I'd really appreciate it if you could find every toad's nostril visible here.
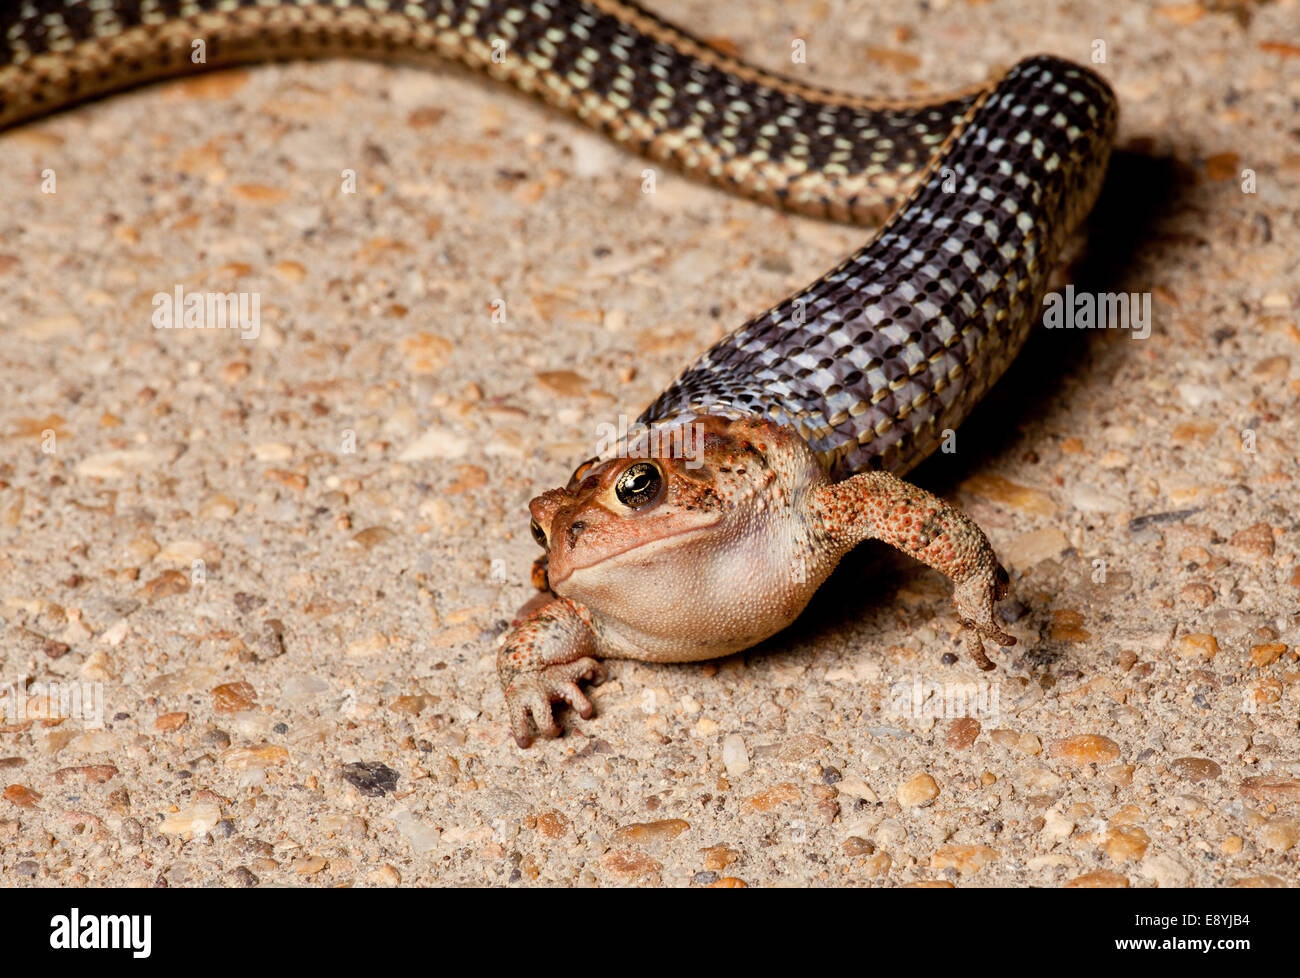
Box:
[565,520,587,549]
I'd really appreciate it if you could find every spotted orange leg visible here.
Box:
[809,471,1016,670]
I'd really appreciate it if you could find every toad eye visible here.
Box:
[530,518,548,549]
[615,461,662,508]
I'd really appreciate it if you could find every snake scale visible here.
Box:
[2,1,1119,744]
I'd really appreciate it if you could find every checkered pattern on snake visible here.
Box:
[1,0,1117,480]
[644,56,1116,477]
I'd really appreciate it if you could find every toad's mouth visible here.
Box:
[546,516,724,586]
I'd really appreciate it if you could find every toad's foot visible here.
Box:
[499,596,606,747]
[504,658,607,748]
[952,561,1015,670]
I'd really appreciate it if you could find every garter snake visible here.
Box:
[1,0,1117,479]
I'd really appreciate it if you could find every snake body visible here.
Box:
[2,0,1117,479]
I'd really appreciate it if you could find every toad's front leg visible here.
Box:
[498,596,606,747]
[809,471,1016,670]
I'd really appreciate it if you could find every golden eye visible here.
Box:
[530,518,548,549]
[615,462,662,508]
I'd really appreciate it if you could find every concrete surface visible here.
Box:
[1,0,1298,887]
